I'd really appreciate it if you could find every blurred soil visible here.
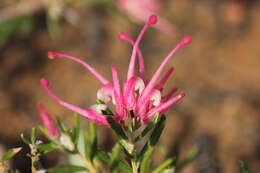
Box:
[0,0,260,172]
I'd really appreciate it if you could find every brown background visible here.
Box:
[0,0,260,172]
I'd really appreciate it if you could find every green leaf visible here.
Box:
[85,122,97,161]
[48,165,87,173]
[176,145,200,172]
[57,117,69,133]
[107,117,134,154]
[72,113,80,144]
[152,158,176,173]
[159,142,170,158]
[37,143,59,155]
[110,144,121,173]
[141,146,154,173]
[240,161,250,173]
[30,127,37,144]
[0,16,34,46]
[139,115,166,160]
[39,126,58,144]
[1,147,22,162]
[21,133,31,145]
[135,113,159,142]
[97,150,131,172]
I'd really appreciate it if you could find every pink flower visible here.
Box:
[38,104,59,137]
[40,15,191,126]
[117,0,177,33]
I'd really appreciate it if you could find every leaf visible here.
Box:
[107,117,134,154]
[109,144,121,173]
[39,126,58,144]
[30,127,37,144]
[21,133,31,145]
[139,115,166,160]
[159,142,170,158]
[135,113,159,142]
[57,117,69,133]
[72,113,80,144]
[1,147,22,162]
[97,150,131,172]
[152,158,176,173]
[176,145,200,172]
[37,143,59,155]
[85,122,97,161]
[0,16,34,46]
[48,165,87,173]
[240,161,250,173]
[140,146,154,173]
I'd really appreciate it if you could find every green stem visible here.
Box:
[75,153,98,173]
[131,159,139,173]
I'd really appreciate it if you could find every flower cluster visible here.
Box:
[39,15,191,131]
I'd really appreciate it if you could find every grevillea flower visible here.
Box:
[40,15,191,127]
[117,0,176,33]
[38,104,59,137]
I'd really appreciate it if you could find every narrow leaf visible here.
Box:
[21,133,31,145]
[85,122,97,161]
[139,115,166,160]
[107,117,134,154]
[30,127,37,144]
[48,165,87,173]
[37,143,59,155]
[176,145,200,172]
[152,158,176,173]
[141,146,154,173]
[2,147,22,162]
[97,150,131,172]
[135,113,159,142]
[110,144,121,172]
[57,117,69,133]
[72,113,80,144]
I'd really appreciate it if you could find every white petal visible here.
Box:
[150,89,161,106]
[90,104,108,114]
[134,78,145,94]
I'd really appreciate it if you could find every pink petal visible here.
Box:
[38,104,59,137]
[111,65,127,119]
[124,76,144,110]
[143,92,185,122]
[97,83,114,103]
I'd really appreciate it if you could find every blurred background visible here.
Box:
[0,0,260,172]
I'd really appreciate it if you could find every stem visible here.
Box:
[75,153,97,173]
[131,159,139,173]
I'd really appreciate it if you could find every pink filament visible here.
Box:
[127,15,157,80]
[40,78,108,125]
[155,67,174,91]
[137,36,191,107]
[48,52,109,85]
[161,87,178,102]
[119,32,146,83]
[111,65,126,119]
